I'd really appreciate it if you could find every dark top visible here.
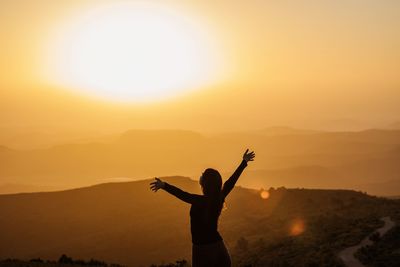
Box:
[163,160,248,245]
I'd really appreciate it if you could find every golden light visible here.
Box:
[43,2,224,102]
[289,218,305,236]
[260,190,270,199]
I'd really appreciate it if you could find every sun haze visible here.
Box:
[0,0,399,131]
[42,2,225,102]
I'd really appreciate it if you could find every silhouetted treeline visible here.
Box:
[149,259,189,267]
[0,254,124,267]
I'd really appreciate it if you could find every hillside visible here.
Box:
[0,178,399,267]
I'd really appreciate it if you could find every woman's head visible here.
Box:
[199,168,222,196]
[200,168,224,218]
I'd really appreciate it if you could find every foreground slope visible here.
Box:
[0,178,399,266]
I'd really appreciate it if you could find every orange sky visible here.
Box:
[1,0,400,136]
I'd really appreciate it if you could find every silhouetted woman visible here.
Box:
[150,149,255,267]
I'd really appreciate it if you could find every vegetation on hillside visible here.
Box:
[1,180,399,267]
[355,209,400,267]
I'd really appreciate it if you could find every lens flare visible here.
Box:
[289,218,305,236]
[260,190,270,199]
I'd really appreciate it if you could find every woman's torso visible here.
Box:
[189,198,223,245]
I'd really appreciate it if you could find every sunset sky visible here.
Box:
[1,3,400,265]
[1,0,399,137]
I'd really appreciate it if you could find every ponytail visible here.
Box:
[201,168,224,221]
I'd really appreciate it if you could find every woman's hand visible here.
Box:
[150,177,165,192]
[243,149,255,162]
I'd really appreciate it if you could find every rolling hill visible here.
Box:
[0,178,399,266]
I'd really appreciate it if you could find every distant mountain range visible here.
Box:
[252,126,322,136]
[0,183,61,195]
[0,128,399,196]
[386,121,400,130]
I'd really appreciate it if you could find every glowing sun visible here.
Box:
[43,3,223,102]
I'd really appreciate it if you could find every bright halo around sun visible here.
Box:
[43,3,224,102]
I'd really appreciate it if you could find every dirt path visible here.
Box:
[338,217,396,267]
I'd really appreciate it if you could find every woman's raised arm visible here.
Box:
[222,149,255,197]
[150,178,204,205]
